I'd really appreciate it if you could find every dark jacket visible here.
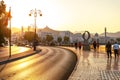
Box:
[106,42,112,51]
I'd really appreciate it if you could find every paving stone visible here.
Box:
[68,49,120,80]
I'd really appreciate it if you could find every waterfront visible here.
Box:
[91,45,120,55]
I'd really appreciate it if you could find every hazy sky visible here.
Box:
[4,0,120,33]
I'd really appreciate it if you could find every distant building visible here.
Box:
[37,26,83,44]
[59,31,73,43]
[11,26,119,46]
[37,26,59,42]
[72,33,83,43]
[92,32,116,44]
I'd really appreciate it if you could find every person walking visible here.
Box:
[96,42,99,52]
[78,42,82,50]
[93,41,97,51]
[74,42,78,50]
[105,41,112,58]
[113,42,119,59]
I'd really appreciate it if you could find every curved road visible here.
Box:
[0,46,77,80]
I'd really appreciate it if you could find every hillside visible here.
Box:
[100,32,120,38]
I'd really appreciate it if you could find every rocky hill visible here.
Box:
[100,31,120,38]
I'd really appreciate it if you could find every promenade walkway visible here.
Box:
[65,47,120,80]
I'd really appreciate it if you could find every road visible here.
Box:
[0,46,77,80]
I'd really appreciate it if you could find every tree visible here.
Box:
[116,38,120,44]
[0,1,10,46]
[57,36,62,45]
[64,36,69,44]
[46,35,53,45]
[24,31,39,43]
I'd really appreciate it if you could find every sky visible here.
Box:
[3,0,120,33]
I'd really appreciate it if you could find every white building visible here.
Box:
[72,33,83,43]
[92,33,116,44]
[37,26,59,42]
[59,31,73,43]
[37,26,83,44]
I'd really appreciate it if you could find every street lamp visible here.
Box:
[29,8,42,51]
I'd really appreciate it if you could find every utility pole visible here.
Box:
[8,7,12,57]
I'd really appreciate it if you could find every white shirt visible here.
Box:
[113,43,119,50]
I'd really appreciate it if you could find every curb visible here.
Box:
[57,46,78,80]
[0,49,41,65]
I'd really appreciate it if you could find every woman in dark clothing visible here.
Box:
[106,41,112,58]
[93,41,97,51]
[74,42,78,50]
[96,42,99,52]
[78,42,82,50]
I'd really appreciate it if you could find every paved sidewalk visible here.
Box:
[0,46,41,64]
[64,47,120,80]
[0,46,31,57]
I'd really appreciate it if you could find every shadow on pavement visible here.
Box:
[0,50,41,65]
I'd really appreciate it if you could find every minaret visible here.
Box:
[105,27,107,44]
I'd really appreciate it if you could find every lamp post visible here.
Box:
[8,7,12,57]
[29,8,42,51]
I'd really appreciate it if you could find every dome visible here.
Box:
[95,33,99,37]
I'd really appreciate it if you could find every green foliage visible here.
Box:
[116,38,120,44]
[0,0,6,15]
[116,38,120,41]
[57,36,62,43]
[46,35,53,42]
[0,1,10,46]
[24,31,38,43]
[64,36,69,43]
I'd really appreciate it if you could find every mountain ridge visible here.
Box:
[100,31,120,38]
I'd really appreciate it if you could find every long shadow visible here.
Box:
[0,50,41,65]
[113,58,119,70]
[106,58,112,70]
[0,56,10,73]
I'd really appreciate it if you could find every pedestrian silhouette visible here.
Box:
[105,41,112,58]
[93,41,97,52]
[113,42,119,59]
[96,42,99,52]
[74,42,78,50]
[78,42,82,50]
